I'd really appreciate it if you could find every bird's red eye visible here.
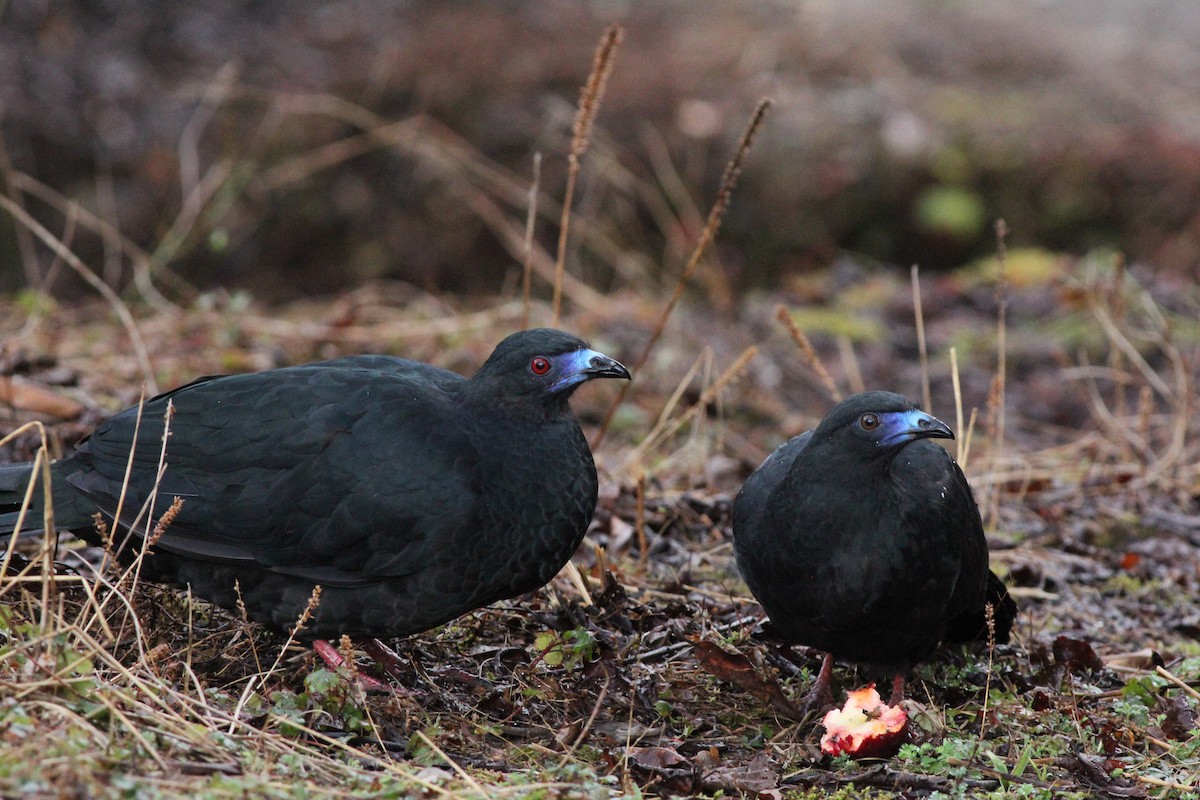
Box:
[529,356,552,376]
[860,413,880,430]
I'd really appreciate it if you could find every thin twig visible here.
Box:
[561,676,611,761]
[1155,666,1200,702]
[837,335,865,395]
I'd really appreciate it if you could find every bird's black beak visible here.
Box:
[549,349,631,393]
[880,409,953,447]
[582,352,631,381]
[910,412,954,440]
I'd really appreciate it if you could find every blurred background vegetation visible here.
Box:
[3,0,1199,303]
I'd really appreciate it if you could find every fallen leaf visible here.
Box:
[693,640,802,720]
[0,376,83,419]
[1158,694,1198,740]
[1052,635,1104,673]
[628,745,689,770]
[627,745,696,794]
[699,750,778,795]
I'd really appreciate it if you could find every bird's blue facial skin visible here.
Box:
[547,348,629,393]
[873,409,954,447]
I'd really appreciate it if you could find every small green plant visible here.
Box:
[532,626,598,670]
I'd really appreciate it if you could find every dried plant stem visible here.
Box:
[635,470,648,563]
[837,335,865,395]
[912,265,931,413]
[1108,257,1129,431]
[105,387,146,567]
[1086,296,1176,401]
[256,585,324,693]
[593,98,772,449]
[951,347,965,466]
[984,220,1009,527]
[1155,666,1200,702]
[563,560,593,607]
[561,675,611,761]
[552,23,624,325]
[994,219,1008,455]
[0,135,41,286]
[774,304,841,402]
[0,421,50,588]
[8,171,193,310]
[623,346,758,468]
[962,408,979,478]
[459,179,608,313]
[522,152,542,329]
[415,729,487,796]
[979,603,997,738]
[0,195,158,392]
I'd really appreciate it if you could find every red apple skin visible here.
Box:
[820,684,909,759]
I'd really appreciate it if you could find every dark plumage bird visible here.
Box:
[0,328,629,643]
[733,391,1015,710]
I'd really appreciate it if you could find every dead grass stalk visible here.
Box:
[911,265,932,413]
[774,304,841,402]
[522,152,543,329]
[0,195,158,392]
[551,23,624,326]
[592,98,772,450]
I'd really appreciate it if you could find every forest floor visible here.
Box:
[1,255,1198,798]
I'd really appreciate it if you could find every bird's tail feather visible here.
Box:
[0,461,94,536]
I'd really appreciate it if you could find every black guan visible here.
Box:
[0,329,629,643]
[733,391,1016,710]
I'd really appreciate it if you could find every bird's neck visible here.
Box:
[462,386,574,425]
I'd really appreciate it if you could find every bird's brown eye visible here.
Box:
[529,356,552,376]
[860,413,880,430]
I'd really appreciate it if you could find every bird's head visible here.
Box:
[469,328,630,411]
[811,391,953,458]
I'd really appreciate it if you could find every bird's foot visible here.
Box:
[361,638,413,684]
[795,652,837,725]
[311,638,391,692]
[887,673,906,706]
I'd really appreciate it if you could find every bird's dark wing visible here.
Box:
[66,357,479,587]
[732,430,812,535]
[889,443,990,623]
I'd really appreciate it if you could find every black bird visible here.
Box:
[0,328,629,647]
[733,391,1015,711]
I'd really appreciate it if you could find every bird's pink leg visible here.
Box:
[311,639,390,692]
[362,638,410,680]
[800,652,836,716]
[888,672,906,706]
